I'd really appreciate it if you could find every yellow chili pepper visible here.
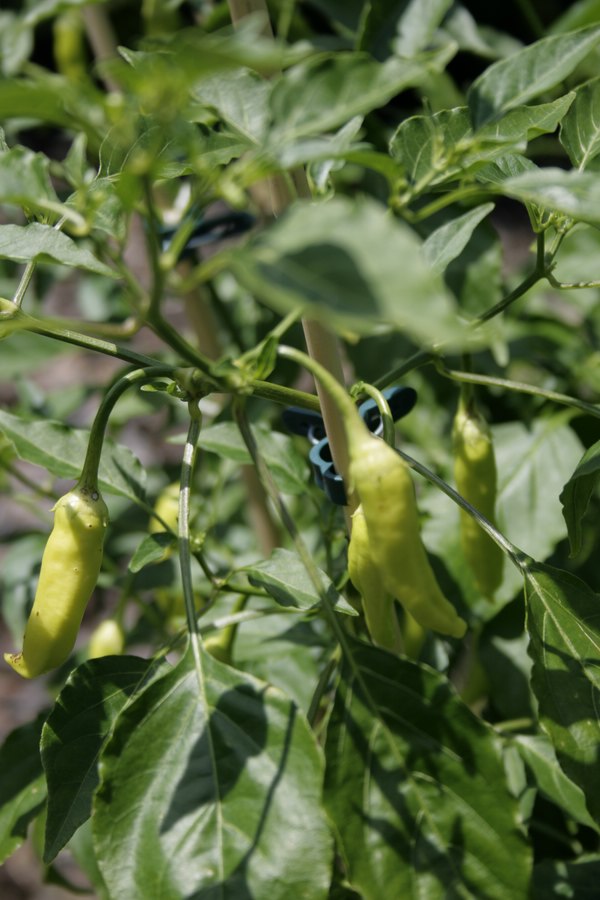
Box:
[4,486,108,678]
[453,398,503,598]
[348,427,467,639]
[88,619,125,660]
[348,504,403,653]
[149,481,180,536]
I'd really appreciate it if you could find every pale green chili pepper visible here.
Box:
[5,485,108,678]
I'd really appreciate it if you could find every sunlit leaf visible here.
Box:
[524,562,600,823]
[93,644,333,898]
[468,25,600,126]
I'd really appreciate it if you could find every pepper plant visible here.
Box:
[1,1,600,897]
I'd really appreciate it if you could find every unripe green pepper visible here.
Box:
[53,11,88,83]
[4,486,108,678]
[149,481,180,536]
[348,505,403,653]
[452,398,503,598]
[348,428,466,639]
[88,619,125,659]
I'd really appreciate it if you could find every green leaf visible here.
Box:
[550,0,600,34]
[233,614,329,713]
[41,657,169,863]
[269,46,455,141]
[442,5,523,60]
[22,0,105,27]
[390,107,471,185]
[0,713,47,864]
[559,76,600,169]
[229,196,462,345]
[468,25,600,127]
[499,167,600,225]
[0,12,33,76]
[359,0,453,58]
[495,415,584,569]
[197,421,308,495]
[0,76,104,143]
[477,93,575,142]
[560,439,600,556]
[0,409,146,502]
[422,203,495,273]
[0,330,76,378]
[532,855,600,898]
[0,146,58,213]
[93,644,334,898]
[0,223,116,276]
[512,733,598,830]
[129,533,176,573]
[68,820,110,900]
[390,97,571,190]
[475,152,538,185]
[393,0,454,57]
[524,562,600,823]
[245,548,357,614]
[324,641,532,899]
[194,68,270,144]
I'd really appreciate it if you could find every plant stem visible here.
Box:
[278,344,360,426]
[79,365,175,490]
[436,363,600,420]
[395,445,527,571]
[476,269,542,324]
[373,349,433,390]
[251,380,321,411]
[178,404,205,686]
[13,261,36,309]
[307,648,341,729]
[352,381,395,446]
[6,303,159,367]
[2,460,58,501]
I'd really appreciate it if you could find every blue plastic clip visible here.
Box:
[160,210,255,260]
[284,385,417,506]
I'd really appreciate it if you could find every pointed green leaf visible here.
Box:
[93,644,333,898]
[359,0,452,58]
[524,562,600,823]
[390,107,471,185]
[129,533,176,572]
[423,203,495,273]
[269,47,455,141]
[512,733,598,830]
[495,415,584,567]
[197,421,308,495]
[229,196,463,345]
[324,641,532,899]
[468,25,600,127]
[0,409,146,501]
[194,69,270,144]
[560,439,600,556]
[0,223,116,276]
[393,0,454,57]
[245,548,357,614]
[560,76,600,169]
[0,713,47,864]
[499,167,600,224]
[0,145,57,208]
[41,657,170,863]
[475,152,538,185]
[390,98,571,190]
